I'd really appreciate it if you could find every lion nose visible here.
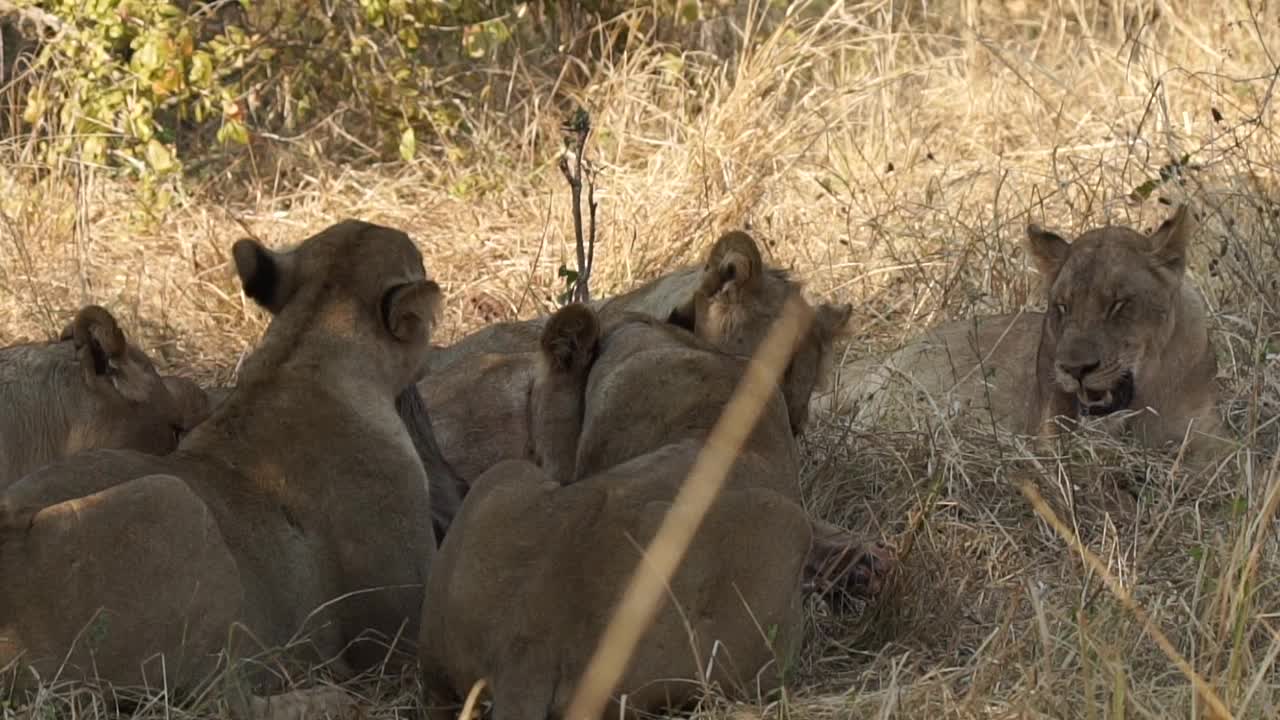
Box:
[1059,360,1099,381]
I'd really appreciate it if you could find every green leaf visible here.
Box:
[1130,178,1159,201]
[679,0,700,23]
[1233,497,1249,516]
[189,51,213,87]
[486,18,511,45]
[82,136,106,165]
[22,89,45,125]
[145,139,177,174]
[131,36,166,75]
[398,127,416,162]
[398,26,419,49]
[658,52,685,78]
[217,119,249,145]
[462,24,486,58]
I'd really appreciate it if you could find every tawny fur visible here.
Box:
[420,307,887,720]
[815,205,1229,461]
[0,305,210,489]
[418,230,853,494]
[0,221,441,706]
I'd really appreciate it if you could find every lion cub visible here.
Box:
[420,230,852,495]
[420,304,835,720]
[818,205,1229,460]
[0,305,209,488]
[1,221,441,715]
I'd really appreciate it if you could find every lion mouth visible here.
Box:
[1074,371,1135,417]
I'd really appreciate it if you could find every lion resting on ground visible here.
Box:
[0,221,441,715]
[816,205,1228,459]
[420,230,852,489]
[199,382,462,544]
[0,306,210,489]
[419,304,893,720]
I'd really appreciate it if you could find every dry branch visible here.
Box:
[559,108,597,304]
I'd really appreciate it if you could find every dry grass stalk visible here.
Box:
[1018,478,1233,720]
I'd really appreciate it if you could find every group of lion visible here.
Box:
[0,204,1228,719]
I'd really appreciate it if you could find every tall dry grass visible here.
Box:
[1,0,1278,717]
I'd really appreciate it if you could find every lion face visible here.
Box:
[1025,206,1192,417]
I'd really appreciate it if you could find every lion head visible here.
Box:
[665,230,853,433]
[0,305,211,487]
[59,306,212,450]
[1025,204,1211,423]
[230,219,442,393]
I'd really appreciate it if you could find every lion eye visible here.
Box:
[1108,299,1128,317]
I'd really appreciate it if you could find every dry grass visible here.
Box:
[2,0,1279,717]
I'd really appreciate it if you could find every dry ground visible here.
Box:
[2,0,1279,717]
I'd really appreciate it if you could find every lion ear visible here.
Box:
[64,305,127,378]
[64,305,157,403]
[540,303,601,374]
[233,238,299,315]
[381,280,442,345]
[1024,224,1071,280]
[813,302,853,343]
[1147,204,1192,275]
[699,230,763,298]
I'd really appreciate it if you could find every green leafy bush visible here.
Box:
[13,1,528,182]
[8,0,737,195]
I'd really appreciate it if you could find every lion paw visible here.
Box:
[805,538,896,608]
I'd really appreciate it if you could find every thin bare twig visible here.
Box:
[559,108,597,304]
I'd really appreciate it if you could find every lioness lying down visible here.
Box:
[0,305,210,489]
[816,205,1229,459]
[198,378,463,544]
[420,305,893,720]
[0,221,441,712]
[421,230,852,490]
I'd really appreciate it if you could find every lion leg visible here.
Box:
[418,644,462,720]
[421,678,462,720]
[1,474,242,693]
[0,457,145,536]
[802,519,896,610]
[492,661,557,720]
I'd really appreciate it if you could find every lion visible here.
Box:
[0,305,210,489]
[199,378,462,544]
[0,220,443,717]
[419,304,894,720]
[420,230,853,491]
[815,205,1228,459]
